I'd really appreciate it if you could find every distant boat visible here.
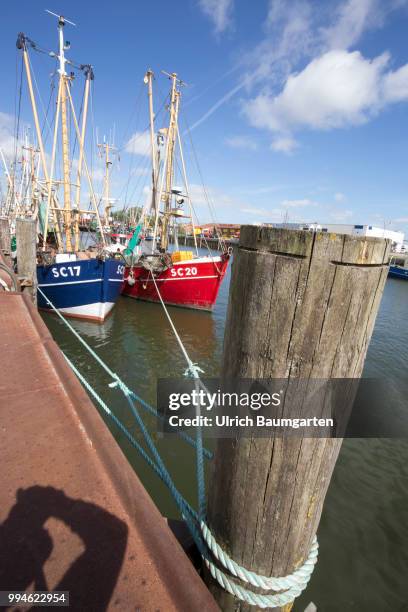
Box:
[389,254,408,280]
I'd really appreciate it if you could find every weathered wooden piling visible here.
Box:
[16,218,37,305]
[206,227,390,611]
[0,218,10,254]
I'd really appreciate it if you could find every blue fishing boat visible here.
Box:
[389,254,408,280]
[37,256,124,321]
[16,14,124,322]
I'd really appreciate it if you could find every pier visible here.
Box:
[0,257,217,611]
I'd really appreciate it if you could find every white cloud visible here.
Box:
[225,135,258,151]
[271,136,298,153]
[0,112,17,159]
[322,0,385,50]
[264,0,315,68]
[334,192,346,201]
[383,63,408,102]
[198,0,233,34]
[245,50,393,134]
[125,131,151,156]
[281,198,317,208]
[190,0,408,141]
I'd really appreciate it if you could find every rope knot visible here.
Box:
[184,362,205,378]
[109,374,131,397]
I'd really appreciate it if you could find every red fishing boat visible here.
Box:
[122,252,229,310]
[121,69,230,310]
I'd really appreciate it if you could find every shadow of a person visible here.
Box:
[0,486,128,611]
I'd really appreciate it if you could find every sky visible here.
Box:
[0,0,408,236]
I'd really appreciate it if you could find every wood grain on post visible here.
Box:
[0,218,10,254]
[16,218,37,305]
[207,227,390,611]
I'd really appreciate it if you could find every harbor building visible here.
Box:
[263,222,406,253]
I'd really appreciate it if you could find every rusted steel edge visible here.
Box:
[19,292,219,611]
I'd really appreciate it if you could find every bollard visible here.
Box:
[206,226,390,611]
[0,218,10,254]
[16,218,38,305]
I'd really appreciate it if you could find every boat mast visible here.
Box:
[17,31,63,247]
[22,135,39,217]
[74,65,93,251]
[98,138,116,227]
[145,69,157,224]
[57,16,73,252]
[0,149,13,216]
[161,72,180,251]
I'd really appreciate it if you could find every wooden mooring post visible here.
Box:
[206,226,390,611]
[16,218,37,305]
[0,218,10,254]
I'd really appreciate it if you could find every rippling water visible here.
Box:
[42,256,408,611]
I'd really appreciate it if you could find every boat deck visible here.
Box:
[0,286,217,610]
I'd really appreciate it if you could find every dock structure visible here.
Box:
[0,275,218,611]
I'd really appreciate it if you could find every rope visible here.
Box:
[64,350,317,609]
[0,262,19,292]
[134,270,319,606]
[38,285,319,608]
[146,271,206,519]
[201,522,319,592]
[37,286,211,460]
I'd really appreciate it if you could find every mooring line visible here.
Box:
[39,284,319,608]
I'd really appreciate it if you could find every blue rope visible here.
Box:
[63,355,230,594]
[37,286,212,460]
[65,355,199,523]
[64,354,319,609]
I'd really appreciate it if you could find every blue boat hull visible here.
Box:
[388,266,408,280]
[37,257,124,321]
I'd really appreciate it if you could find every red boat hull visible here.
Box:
[122,254,230,310]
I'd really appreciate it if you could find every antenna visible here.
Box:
[161,70,188,87]
[45,10,77,26]
[46,10,77,76]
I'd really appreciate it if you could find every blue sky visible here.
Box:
[1,0,408,235]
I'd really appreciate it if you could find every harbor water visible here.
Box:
[42,251,408,611]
